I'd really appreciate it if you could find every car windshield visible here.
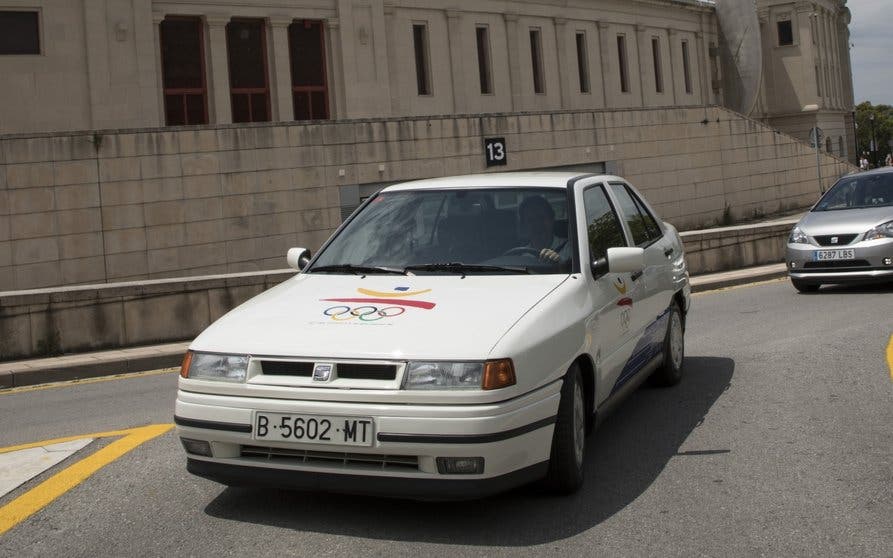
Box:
[814,173,893,211]
[310,187,573,275]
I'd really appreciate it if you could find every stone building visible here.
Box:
[0,0,858,292]
[0,0,855,156]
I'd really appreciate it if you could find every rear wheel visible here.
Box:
[543,365,585,494]
[791,278,820,293]
[651,303,684,387]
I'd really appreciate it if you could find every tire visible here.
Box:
[791,278,820,293]
[543,365,586,495]
[651,303,684,387]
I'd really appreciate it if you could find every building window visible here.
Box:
[652,37,664,94]
[0,11,40,55]
[476,26,493,95]
[815,65,822,96]
[617,35,630,93]
[289,20,329,120]
[226,19,271,123]
[838,137,844,157]
[826,137,832,153]
[576,32,590,94]
[413,23,431,96]
[681,40,692,94]
[530,28,545,94]
[160,17,208,126]
[777,20,794,46]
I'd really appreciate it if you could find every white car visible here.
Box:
[175,172,691,499]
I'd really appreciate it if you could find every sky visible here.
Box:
[847,0,892,106]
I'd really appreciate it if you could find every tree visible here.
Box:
[855,102,893,167]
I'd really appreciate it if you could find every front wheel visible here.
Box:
[543,365,586,494]
[651,303,684,387]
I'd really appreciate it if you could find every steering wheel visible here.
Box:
[503,247,542,257]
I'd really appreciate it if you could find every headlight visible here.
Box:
[789,226,809,244]
[403,359,515,390]
[181,351,249,382]
[864,220,893,241]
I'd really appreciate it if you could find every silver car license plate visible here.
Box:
[813,249,855,261]
[253,412,374,446]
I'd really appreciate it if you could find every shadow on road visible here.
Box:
[203,356,734,546]
[813,282,893,295]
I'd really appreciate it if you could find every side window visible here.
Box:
[583,185,627,262]
[609,183,662,246]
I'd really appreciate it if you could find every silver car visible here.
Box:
[786,168,893,292]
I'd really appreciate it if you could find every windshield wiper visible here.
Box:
[310,264,407,275]
[404,262,531,277]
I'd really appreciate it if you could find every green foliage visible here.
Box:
[855,102,892,165]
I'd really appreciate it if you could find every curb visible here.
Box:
[2,265,790,390]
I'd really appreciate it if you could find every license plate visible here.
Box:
[814,249,855,261]
[253,412,374,446]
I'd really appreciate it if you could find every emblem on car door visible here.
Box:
[312,363,334,382]
[613,277,627,295]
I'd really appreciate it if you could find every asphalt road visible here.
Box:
[1,279,891,557]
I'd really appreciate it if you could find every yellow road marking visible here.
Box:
[0,368,177,396]
[0,424,173,536]
[886,335,893,382]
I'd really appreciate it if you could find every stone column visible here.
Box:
[694,31,707,105]
[816,8,830,108]
[326,18,346,119]
[597,21,612,107]
[446,9,467,113]
[205,13,233,124]
[268,16,294,122]
[152,12,166,125]
[795,1,820,105]
[504,12,521,111]
[826,11,842,109]
[667,29,678,105]
[635,24,647,106]
[554,18,571,108]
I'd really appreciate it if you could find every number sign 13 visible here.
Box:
[484,137,507,167]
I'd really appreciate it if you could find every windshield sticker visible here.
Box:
[320,287,436,323]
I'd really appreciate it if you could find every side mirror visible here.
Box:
[286,247,311,271]
[591,247,645,277]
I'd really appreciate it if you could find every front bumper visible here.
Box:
[175,381,561,499]
[786,238,893,285]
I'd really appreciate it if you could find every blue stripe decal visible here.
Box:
[610,309,670,396]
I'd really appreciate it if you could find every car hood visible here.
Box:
[799,206,893,236]
[191,273,571,360]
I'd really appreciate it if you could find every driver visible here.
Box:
[518,195,569,263]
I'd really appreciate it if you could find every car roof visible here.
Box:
[381,172,624,192]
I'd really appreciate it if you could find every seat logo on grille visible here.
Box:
[312,363,334,382]
[831,236,839,244]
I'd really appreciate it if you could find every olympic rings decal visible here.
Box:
[324,305,407,322]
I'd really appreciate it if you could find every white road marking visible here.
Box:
[0,439,93,499]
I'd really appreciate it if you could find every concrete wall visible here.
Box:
[0,105,855,291]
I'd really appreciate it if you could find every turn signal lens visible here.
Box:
[180,351,193,379]
[482,359,516,390]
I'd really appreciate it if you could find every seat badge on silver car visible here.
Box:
[312,363,334,382]
[830,237,838,244]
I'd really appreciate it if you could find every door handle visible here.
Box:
[664,247,674,257]
[631,271,643,281]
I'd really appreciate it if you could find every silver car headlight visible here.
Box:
[403,359,515,390]
[789,226,809,244]
[864,220,893,241]
[181,351,249,383]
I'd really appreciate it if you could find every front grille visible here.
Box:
[258,360,397,380]
[814,234,858,246]
[261,361,313,376]
[336,363,397,380]
[240,446,419,471]
[802,259,871,270]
